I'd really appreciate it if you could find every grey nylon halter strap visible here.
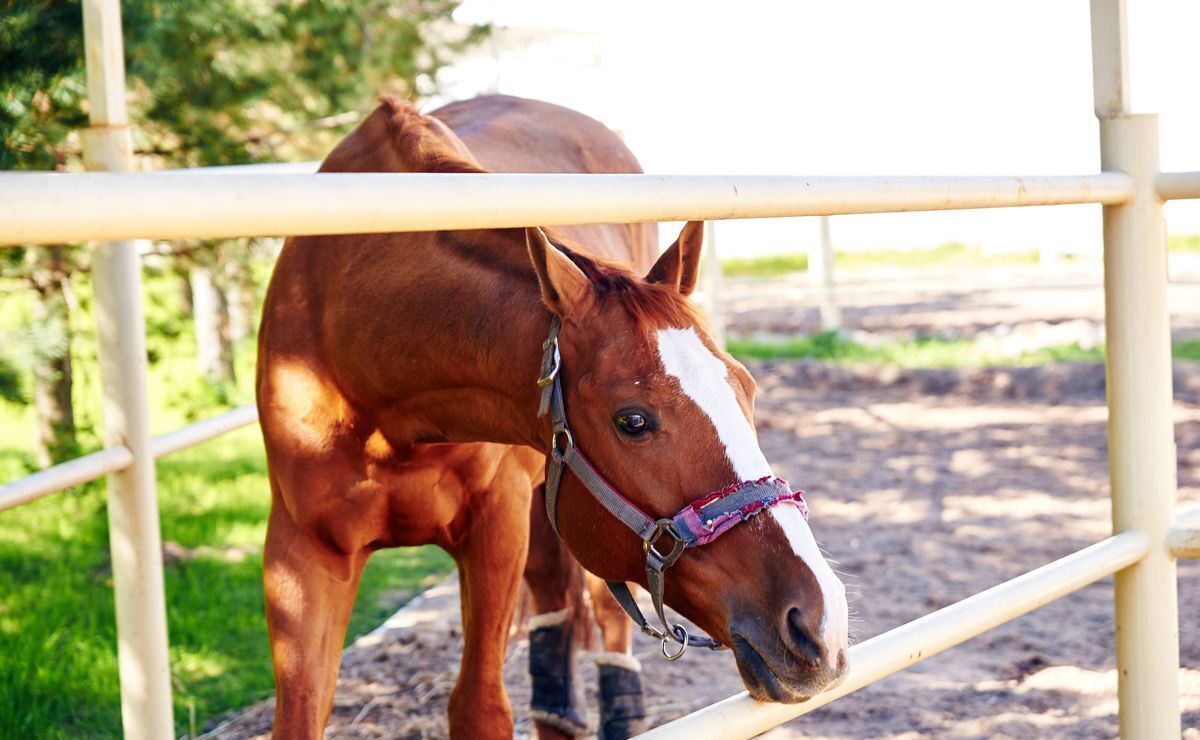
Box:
[535,317,810,660]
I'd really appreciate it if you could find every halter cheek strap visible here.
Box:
[535,317,809,660]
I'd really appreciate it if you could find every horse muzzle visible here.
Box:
[729,610,849,703]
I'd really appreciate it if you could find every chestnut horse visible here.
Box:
[257,95,849,739]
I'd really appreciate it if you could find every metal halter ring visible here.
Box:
[662,625,689,660]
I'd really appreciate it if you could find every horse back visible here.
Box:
[431,95,658,270]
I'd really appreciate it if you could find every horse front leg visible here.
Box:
[586,574,646,740]
[264,496,367,739]
[446,475,531,739]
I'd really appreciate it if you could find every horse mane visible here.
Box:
[549,234,707,331]
[378,96,486,174]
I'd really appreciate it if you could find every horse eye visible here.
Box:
[614,410,654,437]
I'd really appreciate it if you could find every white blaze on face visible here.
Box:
[656,327,849,653]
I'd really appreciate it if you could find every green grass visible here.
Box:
[0,265,454,738]
[1174,340,1200,362]
[0,430,452,739]
[720,241,1040,278]
[1169,234,1200,253]
[727,332,1200,368]
[721,252,809,278]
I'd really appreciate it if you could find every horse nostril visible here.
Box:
[785,607,823,662]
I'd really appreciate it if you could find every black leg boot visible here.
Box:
[596,652,646,740]
[528,609,588,736]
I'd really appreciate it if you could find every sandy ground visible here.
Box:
[208,268,1200,739]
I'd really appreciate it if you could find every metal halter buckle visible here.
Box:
[537,336,561,388]
[643,519,687,570]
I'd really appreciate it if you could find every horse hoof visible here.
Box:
[529,707,589,737]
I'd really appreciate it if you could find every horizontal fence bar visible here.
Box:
[1169,502,1200,559]
[637,530,1149,740]
[149,405,258,458]
[1157,171,1200,201]
[0,405,259,512]
[0,171,1134,246]
[0,445,134,511]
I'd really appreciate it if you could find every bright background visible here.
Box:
[434,0,1200,256]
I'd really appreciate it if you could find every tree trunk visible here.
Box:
[224,247,256,343]
[190,264,236,385]
[176,265,194,316]
[30,246,76,467]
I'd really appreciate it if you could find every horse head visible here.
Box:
[525,222,849,702]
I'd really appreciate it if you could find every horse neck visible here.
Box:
[383,229,553,451]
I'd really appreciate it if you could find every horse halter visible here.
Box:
[536,317,810,660]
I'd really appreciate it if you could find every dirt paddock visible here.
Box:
[210,357,1199,739]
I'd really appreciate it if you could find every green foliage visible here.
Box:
[0,0,89,170]
[2,0,485,458]
[0,353,24,404]
[2,0,485,170]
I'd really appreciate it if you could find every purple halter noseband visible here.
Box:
[536,317,809,659]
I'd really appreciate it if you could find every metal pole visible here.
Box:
[0,172,1135,247]
[1089,0,1131,119]
[1099,112,1181,740]
[81,1,175,737]
[812,216,841,331]
[1091,4,1181,736]
[703,220,725,348]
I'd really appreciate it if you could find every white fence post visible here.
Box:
[703,220,726,348]
[1099,112,1182,740]
[81,1,174,737]
[1090,2,1182,737]
[811,216,841,331]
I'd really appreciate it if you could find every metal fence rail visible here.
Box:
[2,0,1197,737]
[1157,171,1200,201]
[0,446,134,511]
[0,172,1139,247]
[0,406,258,512]
[640,531,1150,740]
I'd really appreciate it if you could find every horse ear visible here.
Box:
[526,227,593,320]
[646,221,704,296]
